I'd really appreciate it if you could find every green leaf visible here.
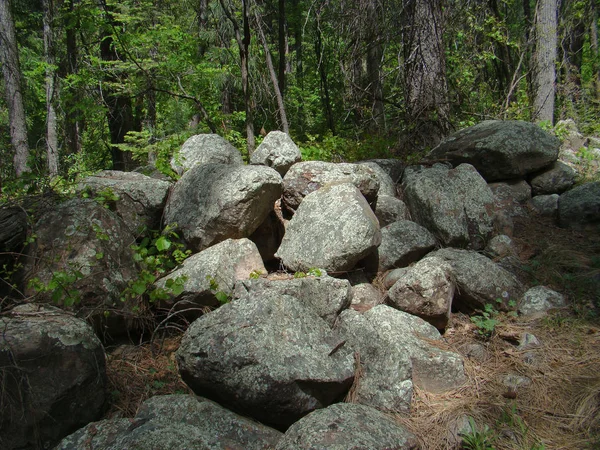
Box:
[155,236,171,252]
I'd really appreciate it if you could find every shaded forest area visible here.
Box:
[0,0,598,184]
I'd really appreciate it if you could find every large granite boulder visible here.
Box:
[357,161,398,197]
[426,120,560,181]
[275,183,381,272]
[23,198,140,335]
[0,304,107,450]
[402,164,494,249]
[275,403,418,450]
[79,170,171,234]
[335,306,465,413]
[529,161,577,195]
[233,274,351,327]
[156,238,266,313]
[282,161,380,212]
[250,131,302,176]
[429,248,523,312]
[55,395,282,450]
[361,159,405,184]
[378,220,437,271]
[558,182,600,230]
[171,134,243,175]
[387,256,455,329]
[176,292,355,428]
[164,164,282,252]
[374,195,411,227]
[519,286,566,317]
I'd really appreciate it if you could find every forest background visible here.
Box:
[0,0,598,187]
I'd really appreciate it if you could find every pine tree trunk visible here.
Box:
[532,0,558,123]
[0,0,30,177]
[64,0,81,155]
[43,0,59,176]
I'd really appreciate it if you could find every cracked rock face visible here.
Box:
[171,133,243,174]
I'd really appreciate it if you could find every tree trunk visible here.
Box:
[404,0,449,147]
[366,0,384,131]
[589,0,599,100]
[198,0,209,57]
[64,0,82,155]
[255,8,289,134]
[278,0,286,94]
[315,20,335,135]
[532,0,558,123]
[43,0,59,176]
[0,0,30,177]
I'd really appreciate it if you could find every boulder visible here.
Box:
[378,220,437,271]
[484,234,516,259]
[171,134,243,174]
[402,164,494,249]
[529,161,576,195]
[156,238,266,313]
[558,182,600,230]
[55,395,283,450]
[357,161,397,197]
[233,274,351,327]
[282,161,380,212]
[374,195,411,227]
[176,292,355,428]
[555,119,586,152]
[530,194,559,217]
[383,267,409,289]
[79,170,171,233]
[164,164,282,251]
[488,179,531,219]
[350,282,383,312]
[0,304,106,450]
[275,403,418,450]
[275,183,381,273]
[426,120,560,181]
[23,198,140,336]
[429,248,523,312]
[387,256,455,329]
[361,158,405,184]
[0,207,28,300]
[519,286,566,317]
[335,306,465,412]
[250,131,302,176]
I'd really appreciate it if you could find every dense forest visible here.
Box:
[0,0,598,185]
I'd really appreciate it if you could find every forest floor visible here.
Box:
[102,214,600,450]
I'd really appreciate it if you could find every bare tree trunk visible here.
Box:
[64,0,82,155]
[590,0,600,100]
[315,19,335,134]
[198,0,209,57]
[254,8,289,134]
[0,0,30,177]
[278,0,286,94]
[366,0,384,131]
[43,0,59,176]
[404,0,449,147]
[532,0,557,123]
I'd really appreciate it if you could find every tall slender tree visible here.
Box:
[532,0,558,123]
[43,0,59,176]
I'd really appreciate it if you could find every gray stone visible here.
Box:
[530,194,559,217]
[357,161,397,197]
[383,267,409,289]
[233,275,351,327]
[558,182,600,230]
[282,161,380,212]
[350,282,383,312]
[24,198,140,336]
[519,286,566,317]
[427,120,560,181]
[489,179,531,220]
[275,403,418,450]
[529,161,577,195]
[250,131,302,176]
[171,134,243,174]
[176,292,355,428]
[362,158,405,184]
[156,238,266,313]
[484,234,516,259]
[387,256,455,329]
[335,306,466,412]
[55,395,283,450]
[555,119,586,152]
[79,170,171,233]
[518,333,540,350]
[374,195,411,227]
[0,304,106,450]
[378,220,437,271]
[275,183,381,272]
[402,164,494,249]
[164,164,283,251]
[429,248,523,312]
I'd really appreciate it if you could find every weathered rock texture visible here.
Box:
[276,183,381,272]
[402,164,494,249]
[519,286,566,317]
[529,161,576,195]
[55,395,282,450]
[275,403,418,450]
[250,131,302,176]
[357,161,398,197]
[374,195,411,227]
[171,134,243,174]
[176,292,354,428]
[0,304,107,450]
[427,120,560,181]
[79,170,171,233]
[282,161,380,211]
[378,220,437,271]
[164,164,283,251]
[558,182,600,230]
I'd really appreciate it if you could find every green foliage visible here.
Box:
[27,268,84,307]
[206,275,231,304]
[293,267,324,279]
[461,417,496,450]
[249,269,264,280]
[470,303,500,338]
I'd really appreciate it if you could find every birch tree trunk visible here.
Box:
[0,0,30,177]
[43,0,59,176]
[532,0,558,123]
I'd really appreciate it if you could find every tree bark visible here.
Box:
[63,0,82,155]
[278,0,286,94]
[366,0,384,131]
[198,0,209,57]
[532,0,558,123]
[315,19,335,134]
[0,0,30,177]
[43,0,59,176]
